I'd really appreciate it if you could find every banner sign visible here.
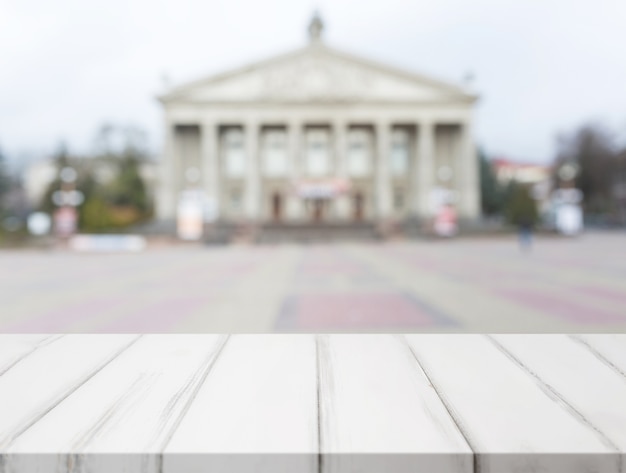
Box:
[293,179,351,199]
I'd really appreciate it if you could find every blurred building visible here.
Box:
[157,14,480,231]
[492,158,552,186]
[23,159,57,207]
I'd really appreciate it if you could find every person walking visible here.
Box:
[517,215,533,251]
[507,184,539,252]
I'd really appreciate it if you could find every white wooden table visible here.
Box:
[1,334,625,473]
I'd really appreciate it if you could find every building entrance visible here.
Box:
[305,199,327,222]
[353,192,364,221]
[272,193,282,221]
[313,199,324,222]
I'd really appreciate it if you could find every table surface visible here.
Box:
[1,334,625,473]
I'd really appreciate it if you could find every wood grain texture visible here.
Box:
[491,334,626,456]
[0,335,139,450]
[163,334,318,473]
[4,335,227,473]
[0,335,59,376]
[405,334,621,473]
[317,334,472,473]
[572,334,626,378]
[0,334,625,473]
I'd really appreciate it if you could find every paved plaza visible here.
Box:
[0,232,625,333]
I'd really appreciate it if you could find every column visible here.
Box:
[375,121,392,219]
[333,120,349,220]
[201,120,220,220]
[157,119,177,220]
[287,120,303,220]
[244,120,260,221]
[415,120,435,218]
[458,121,480,219]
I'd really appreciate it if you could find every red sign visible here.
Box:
[433,205,458,237]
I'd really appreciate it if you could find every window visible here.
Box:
[305,129,330,177]
[391,129,410,176]
[230,188,242,210]
[262,130,287,177]
[347,129,372,177]
[223,129,245,178]
[393,189,405,210]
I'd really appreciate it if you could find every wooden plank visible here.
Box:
[405,334,620,473]
[491,334,626,453]
[572,334,626,377]
[0,334,139,449]
[4,335,227,473]
[163,334,318,473]
[0,335,59,375]
[318,334,472,473]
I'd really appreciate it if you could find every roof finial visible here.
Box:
[308,11,324,43]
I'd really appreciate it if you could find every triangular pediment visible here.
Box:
[160,44,475,104]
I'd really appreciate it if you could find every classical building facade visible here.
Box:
[157,15,480,228]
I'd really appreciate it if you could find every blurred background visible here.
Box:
[1,0,625,333]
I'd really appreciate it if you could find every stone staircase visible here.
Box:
[133,219,430,245]
[256,221,382,244]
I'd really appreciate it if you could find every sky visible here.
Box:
[1,0,626,170]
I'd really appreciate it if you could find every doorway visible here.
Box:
[312,199,324,222]
[353,192,364,221]
[271,192,282,222]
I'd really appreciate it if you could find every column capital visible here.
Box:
[375,120,392,130]
[244,118,260,129]
[200,117,216,125]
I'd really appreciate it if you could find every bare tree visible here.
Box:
[553,123,620,223]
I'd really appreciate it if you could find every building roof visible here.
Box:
[158,15,477,106]
[492,158,552,171]
[491,158,553,185]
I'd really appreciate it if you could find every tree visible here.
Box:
[0,145,10,215]
[478,148,504,216]
[80,124,153,230]
[107,147,150,215]
[615,148,626,225]
[38,141,72,214]
[552,124,618,217]
[504,181,539,226]
[36,126,153,232]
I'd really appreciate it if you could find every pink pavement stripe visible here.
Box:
[2,297,127,333]
[571,285,626,306]
[287,293,435,330]
[386,249,553,285]
[298,260,365,272]
[494,288,626,324]
[97,296,213,332]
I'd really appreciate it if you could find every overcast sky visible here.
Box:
[2,0,626,169]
